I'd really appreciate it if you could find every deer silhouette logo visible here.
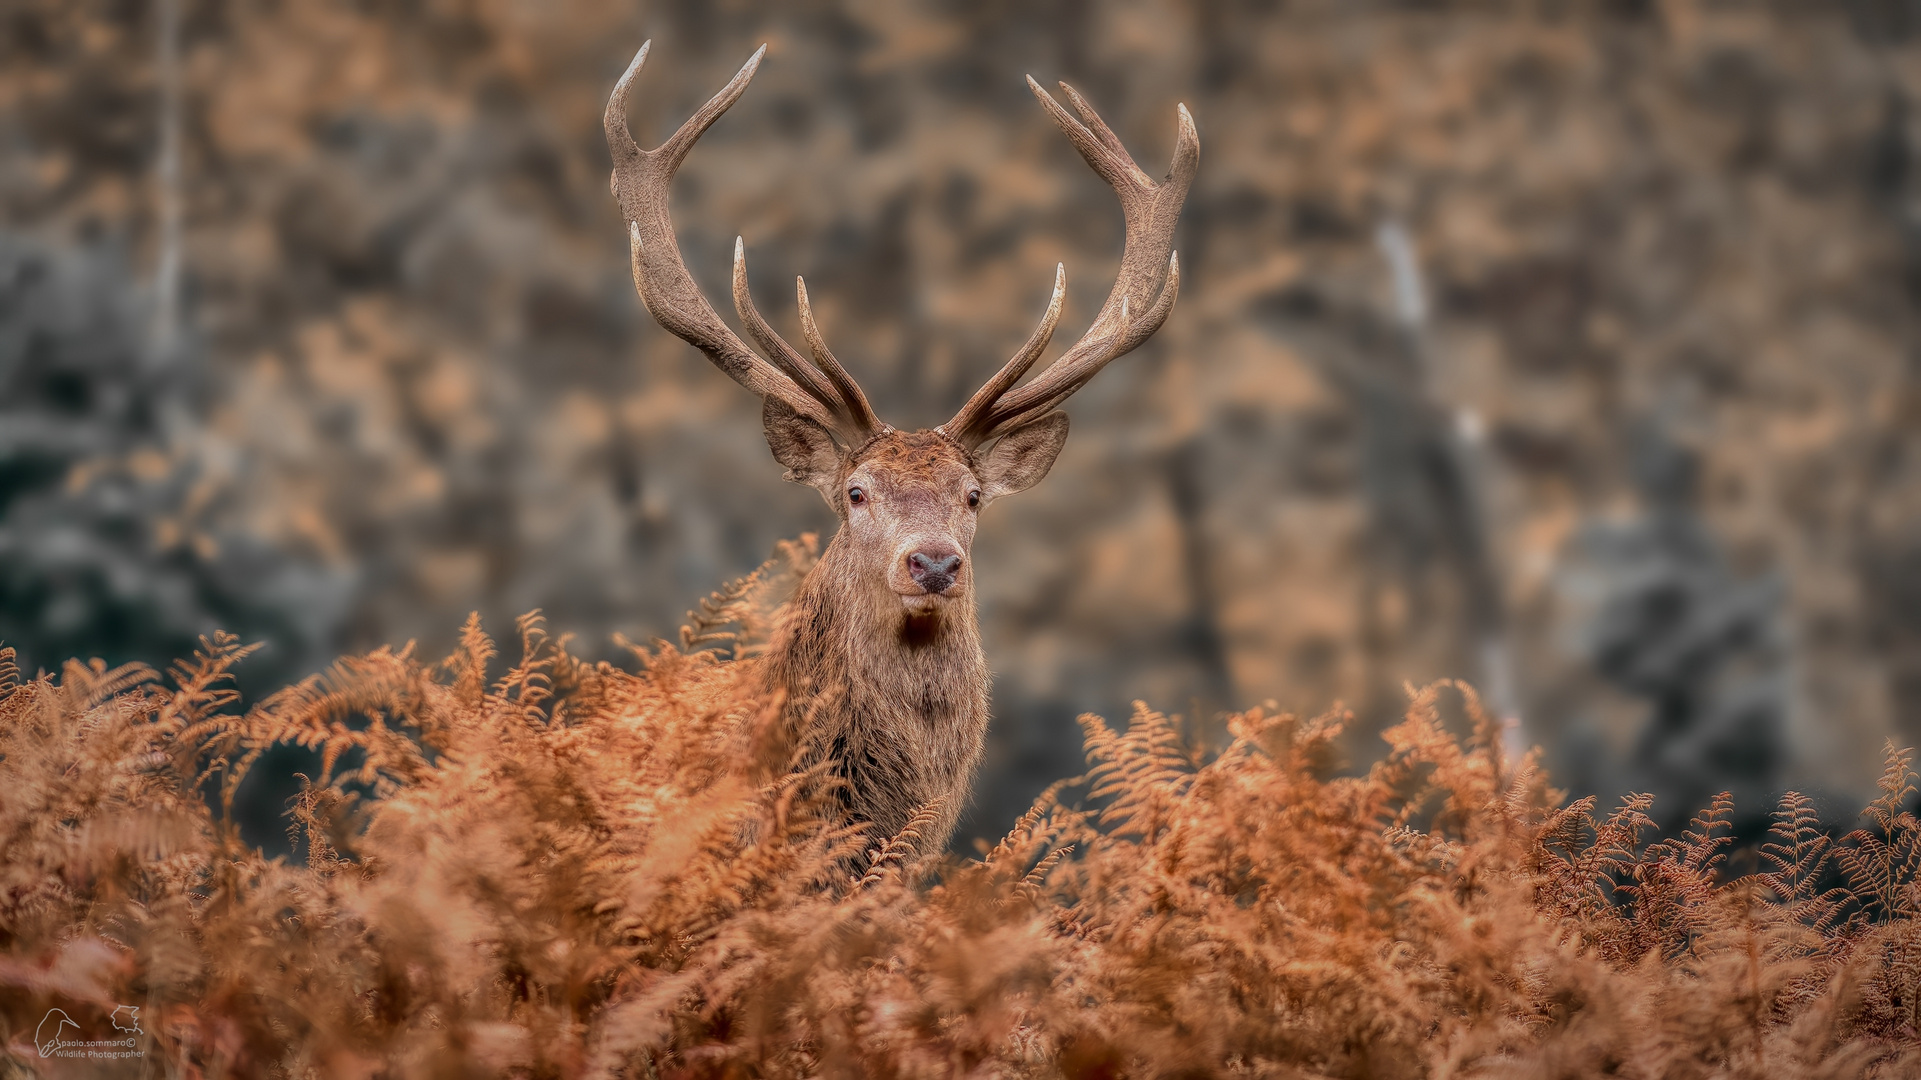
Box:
[35,1008,78,1058]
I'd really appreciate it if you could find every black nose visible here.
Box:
[908,551,963,592]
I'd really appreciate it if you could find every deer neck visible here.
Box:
[762,527,990,842]
[769,528,987,716]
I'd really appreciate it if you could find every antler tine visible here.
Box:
[732,237,846,418]
[983,255,1180,433]
[796,277,883,438]
[939,263,1065,447]
[607,42,873,442]
[946,81,1198,447]
[1046,80,1155,193]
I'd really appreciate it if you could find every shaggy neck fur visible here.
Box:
[759,526,990,851]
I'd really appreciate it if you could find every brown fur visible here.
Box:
[756,430,991,849]
[733,421,1064,850]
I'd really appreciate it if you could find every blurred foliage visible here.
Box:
[3,0,1921,838]
[1559,416,1790,833]
[0,231,343,692]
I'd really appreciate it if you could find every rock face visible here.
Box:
[5,1,1921,834]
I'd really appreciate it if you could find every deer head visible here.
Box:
[605,41,1196,619]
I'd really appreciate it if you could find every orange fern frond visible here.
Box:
[857,799,945,893]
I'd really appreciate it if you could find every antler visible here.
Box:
[941,80,1198,450]
[606,42,881,445]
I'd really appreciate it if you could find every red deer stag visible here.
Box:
[606,42,1196,851]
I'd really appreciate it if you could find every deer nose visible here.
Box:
[907,550,963,593]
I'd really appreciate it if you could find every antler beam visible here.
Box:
[942,80,1198,449]
[606,43,880,446]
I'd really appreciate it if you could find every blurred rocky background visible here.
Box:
[4,0,1919,846]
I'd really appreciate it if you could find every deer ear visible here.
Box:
[977,411,1069,502]
[762,397,843,502]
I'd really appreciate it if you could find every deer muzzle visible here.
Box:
[897,546,965,604]
[908,550,962,592]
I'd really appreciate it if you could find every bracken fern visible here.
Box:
[3,545,1921,1076]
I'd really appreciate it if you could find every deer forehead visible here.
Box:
[846,430,977,490]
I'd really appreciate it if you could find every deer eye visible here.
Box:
[847,486,866,506]
[967,489,981,509]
